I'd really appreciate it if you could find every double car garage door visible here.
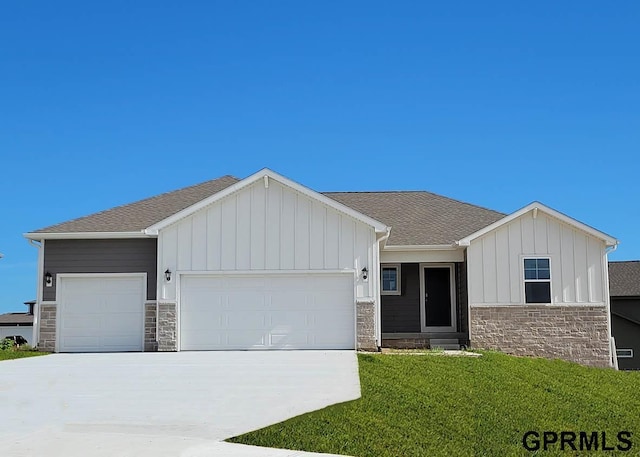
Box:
[58,273,355,352]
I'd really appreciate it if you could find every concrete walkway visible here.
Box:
[1,351,359,456]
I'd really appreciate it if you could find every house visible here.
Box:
[0,301,35,344]
[608,261,640,370]
[24,168,618,367]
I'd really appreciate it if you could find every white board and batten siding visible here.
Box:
[467,211,607,306]
[158,179,376,301]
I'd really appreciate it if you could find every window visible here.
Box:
[381,265,401,295]
[524,258,551,304]
[616,349,633,359]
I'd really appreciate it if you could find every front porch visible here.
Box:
[380,262,469,350]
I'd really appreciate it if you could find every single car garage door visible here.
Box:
[58,275,145,352]
[180,273,355,350]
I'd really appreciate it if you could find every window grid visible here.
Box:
[523,257,551,304]
[381,265,401,295]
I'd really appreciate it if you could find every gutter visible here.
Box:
[23,231,154,240]
[374,228,392,350]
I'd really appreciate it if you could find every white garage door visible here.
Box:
[58,275,145,352]
[180,273,355,350]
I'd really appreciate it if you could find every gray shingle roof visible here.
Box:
[32,176,240,233]
[609,261,640,297]
[30,175,506,246]
[324,191,505,245]
[0,313,33,326]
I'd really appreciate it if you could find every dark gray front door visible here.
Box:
[421,265,456,332]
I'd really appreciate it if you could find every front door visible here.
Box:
[420,264,456,332]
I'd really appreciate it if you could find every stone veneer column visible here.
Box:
[38,304,57,352]
[356,299,377,351]
[157,302,177,351]
[144,302,158,351]
[470,305,610,367]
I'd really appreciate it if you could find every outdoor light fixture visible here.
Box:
[164,269,172,282]
[362,267,368,280]
[45,272,53,287]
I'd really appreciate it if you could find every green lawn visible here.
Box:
[0,350,48,361]
[229,352,640,456]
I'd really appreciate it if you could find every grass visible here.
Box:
[229,352,640,456]
[0,347,48,361]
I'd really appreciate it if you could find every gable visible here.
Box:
[147,169,387,235]
[467,209,608,305]
[159,177,376,273]
[458,202,617,247]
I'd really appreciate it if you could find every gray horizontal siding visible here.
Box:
[382,263,421,333]
[382,261,469,338]
[43,239,157,301]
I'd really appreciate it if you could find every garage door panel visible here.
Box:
[227,291,266,308]
[59,276,144,352]
[227,331,266,347]
[184,331,224,348]
[61,336,99,349]
[270,291,307,308]
[180,273,355,350]
[268,310,308,328]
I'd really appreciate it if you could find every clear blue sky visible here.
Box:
[1,1,638,313]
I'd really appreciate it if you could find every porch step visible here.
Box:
[429,338,460,350]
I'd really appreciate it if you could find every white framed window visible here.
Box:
[381,264,401,296]
[523,257,551,304]
[616,349,633,359]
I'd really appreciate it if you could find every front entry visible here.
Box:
[420,264,456,332]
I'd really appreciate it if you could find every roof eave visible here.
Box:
[23,231,154,241]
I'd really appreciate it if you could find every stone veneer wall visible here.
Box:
[39,304,57,352]
[357,300,377,351]
[470,305,611,368]
[144,302,158,351]
[157,302,177,351]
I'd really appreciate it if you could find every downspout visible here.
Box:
[375,228,392,349]
[28,239,43,348]
[603,243,618,369]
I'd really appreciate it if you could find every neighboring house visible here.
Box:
[608,261,640,370]
[24,168,618,367]
[0,301,35,344]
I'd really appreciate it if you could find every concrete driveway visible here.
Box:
[0,351,360,456]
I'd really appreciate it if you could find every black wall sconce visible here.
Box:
[164,269,172,282]
[361,267,368,280]
[45,272,53,287]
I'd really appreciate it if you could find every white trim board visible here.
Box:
[24,231,152,240]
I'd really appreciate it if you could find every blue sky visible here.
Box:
[1,1,638,314]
